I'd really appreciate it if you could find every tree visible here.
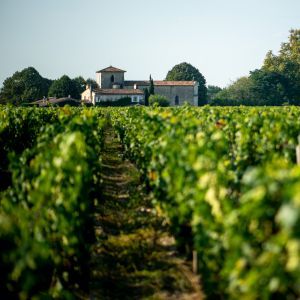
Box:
[212,72,290,106]
[85,78,99,89]
[48,75,79,99]
[165,62,207,105]
[207,85,222,102]
[249,69,290,105]
[214,76,255,104]
[211,29,300,106]
[149,75,154,95]
[144,88,149,106]
[73,76,86,96]
[263,29,300,104]
[149,94,169,107]
[0,67,52,104]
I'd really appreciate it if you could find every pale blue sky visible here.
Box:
[0,0,299,88]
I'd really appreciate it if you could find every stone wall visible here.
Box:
[154,85,196,106]
[97,72,125,89]
[124,84,198,106]
[81,88,95,103]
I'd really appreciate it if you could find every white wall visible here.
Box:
[95,94,144,103]
[81,88,95,104]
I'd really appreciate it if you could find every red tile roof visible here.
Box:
[124,80,196,86]
[124,80,149,86]
[155,80,196,86]
[96,66,126,73]
[94,88,144,95]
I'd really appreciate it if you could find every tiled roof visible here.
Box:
[155,80,196,86]
[124,80,196,86]
[96,66,126,73]
[94,88,144,95]
[124,80,149,86]
[31,97,82,106]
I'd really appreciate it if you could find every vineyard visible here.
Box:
[1,105,300,299]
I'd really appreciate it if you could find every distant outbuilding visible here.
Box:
[30,97,90,107]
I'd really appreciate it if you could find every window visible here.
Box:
[110,75,114,83]
[175,95,179,105]
[132,96,138,103]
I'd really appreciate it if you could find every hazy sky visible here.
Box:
[0,0,299,88]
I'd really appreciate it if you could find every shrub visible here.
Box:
[149,95,169,107]
[97,97,133,107]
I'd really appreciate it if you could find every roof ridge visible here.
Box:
[124,80,196,86]
[96,66,126,73]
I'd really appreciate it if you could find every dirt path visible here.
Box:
[89,126,204,300]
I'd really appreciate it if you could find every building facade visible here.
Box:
[81,66,198,106]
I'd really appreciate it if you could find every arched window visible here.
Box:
[111,75,114,83]
[175,95,179,105]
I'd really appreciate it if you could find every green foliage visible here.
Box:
[211,70,294,106]
[165,62,207,105]
[0,67,52,104]
[0,106,58,190]
[148,94,169,107]
[111,106,300,299]
[73,76,87,95]
[213,29,300,106]
[3,105,300,298]
[249,69,290,105]
[263,29,300,104]
[97,97,133,107]
[212,76,255,105]
[207,85,222,102]
[144,88,150,106]
[0,107,105,298]
[85,78,99,89]
[0,67,100,104]
[149,75,154,96]
[48,75,80,99]
[224,160,300,299]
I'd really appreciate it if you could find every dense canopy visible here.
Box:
[165,62,207,105]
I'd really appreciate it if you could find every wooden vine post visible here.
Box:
[296,136,300,165]
[192,250,198,274]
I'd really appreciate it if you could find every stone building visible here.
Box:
[81,66,198,106]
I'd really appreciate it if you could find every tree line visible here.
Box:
[0,68,98,105]
[0,29,298,106]
[207,29,300,106]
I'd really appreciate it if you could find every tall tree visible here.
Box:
[144,88,149,106]
[0,67,52,104]
[213,72,290,106]
[263,29,300,104]
[85,78,99,89]
[48,75,79,99]
[207,85,222,102]
[149,75,154,95]
[214,77,255,103]
[165,62,207,105]
[73,76,86,96]
[249,69,290,105]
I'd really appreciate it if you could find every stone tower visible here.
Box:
[96,66,126,89]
